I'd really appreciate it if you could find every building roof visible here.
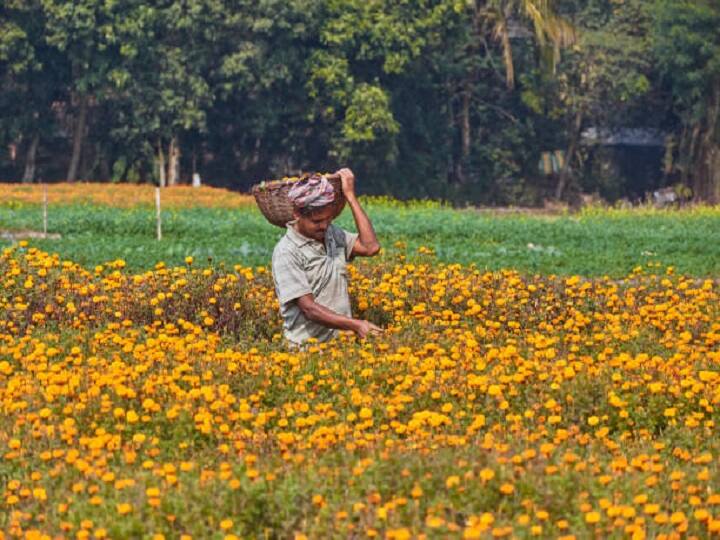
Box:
[581,127,666,147]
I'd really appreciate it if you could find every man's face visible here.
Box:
[293,205,335,242]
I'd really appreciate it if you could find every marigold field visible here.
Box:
[0,183,254,209]
[1,185,720,539]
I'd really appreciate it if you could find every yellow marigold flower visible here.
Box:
[499,483,514,495]
[446,475,461,489]
[116,503,132,515]
[386,528,411,540]
[669,511,686,525]
[480,468,495,482]
[643,503,660,515]
[487,385,502,396]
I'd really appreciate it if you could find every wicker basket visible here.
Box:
[251,174,346,228]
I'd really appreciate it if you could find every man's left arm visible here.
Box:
[337,168,381,258]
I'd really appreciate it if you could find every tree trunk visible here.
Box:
[22,134,40,183]
[446,84,455,184]
[701,86,720,202]
[688,125,702,197]
[66,94,89,182]
[99,155,111,181]
[118,160,132,183]
[689,90,717,201]
[677,126,689,185]
[461,90,471,160]
[168,135,180,186]
[709,144,720,204]
[80,140,95,180]
[251,137,261,167]
[157,139,166,188]
[454,91,472,185]
[138,159,148,184]
[555,109,583,200]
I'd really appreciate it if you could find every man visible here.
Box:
[271,167,383,345]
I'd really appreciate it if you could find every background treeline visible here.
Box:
[1,0,718,205]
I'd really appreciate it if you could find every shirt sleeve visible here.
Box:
[272,247,312,305]
[343,229,359,261]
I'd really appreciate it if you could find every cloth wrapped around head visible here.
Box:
[287,174,336,210]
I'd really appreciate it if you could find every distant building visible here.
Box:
[579,127,668,201]
[581,127,665,147]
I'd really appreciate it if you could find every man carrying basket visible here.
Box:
[271,167,383,345]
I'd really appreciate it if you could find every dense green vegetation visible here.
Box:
[2,200,719,277]
[1,1,719,204]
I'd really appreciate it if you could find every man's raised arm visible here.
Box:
[336,168,381,257]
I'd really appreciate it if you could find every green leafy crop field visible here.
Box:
[2,198,719,276]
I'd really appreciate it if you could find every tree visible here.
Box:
[306,0,438,172]
[652,0,720,202]
[204,0,328,185]
[0,0,66,182]
[40,0,129,181]
[519,0,654,200]
[480,0,576,89]
[101,1,219,185]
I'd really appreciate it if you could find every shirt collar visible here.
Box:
[286,220,321,248]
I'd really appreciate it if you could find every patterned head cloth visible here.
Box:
[287,174,336,209]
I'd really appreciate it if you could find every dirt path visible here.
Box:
[0,230,61,240]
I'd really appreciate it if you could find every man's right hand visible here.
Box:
[336,168,357,200]
[353,320,384,339]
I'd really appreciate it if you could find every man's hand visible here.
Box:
[353,320,383,339]
[296,294,383,338]
[336,168,356,199]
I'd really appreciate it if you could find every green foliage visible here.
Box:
[650,0,720,201]
[651,0,720,117]
[2,201,720,277]
[0,1,66,161]
[1,0,719,203]
[338,84,399,161]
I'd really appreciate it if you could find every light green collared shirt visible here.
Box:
[271,222,358,345]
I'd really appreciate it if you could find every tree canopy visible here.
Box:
[0,0,718,204]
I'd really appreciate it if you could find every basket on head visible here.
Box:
[251,173,346,228]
